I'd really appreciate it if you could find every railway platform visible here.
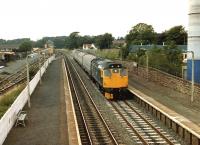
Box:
[129,73,200,144]
[3,57,80,145]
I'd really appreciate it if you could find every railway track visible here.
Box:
[0,59,45,94]
[109,99,182,145]
[65,56,122,145]
[63,51,184,145]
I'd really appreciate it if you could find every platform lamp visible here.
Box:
[39,51,42,85]
[186,51,194,103]
[145,51,149,81]
[26,53,39,108]
[26,55,31,108]
[42,52,46,72]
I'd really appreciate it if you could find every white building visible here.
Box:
[82,43,97,50]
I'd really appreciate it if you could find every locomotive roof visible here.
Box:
[73,50,124,69]
[92,58,122,69]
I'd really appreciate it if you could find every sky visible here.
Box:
[0,0,188,40]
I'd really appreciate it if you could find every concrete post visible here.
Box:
[26,56,31,108]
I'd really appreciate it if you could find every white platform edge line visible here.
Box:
[63,58,82,145]
[129,88,200,139]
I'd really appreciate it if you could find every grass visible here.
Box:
[0,84,25,118]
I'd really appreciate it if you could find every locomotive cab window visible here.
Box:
[120,68,127,76]
[104,69,111,77]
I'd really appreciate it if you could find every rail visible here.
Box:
[65,56,119,145]
[110,101,148,145]
[0,59,45,94]
[129,88,200,145]
[65,57,92,145]
[109,100,180,144]
[124,101,174,145]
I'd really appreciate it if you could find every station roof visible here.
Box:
[0,51,15,55]
[0,44,19,50]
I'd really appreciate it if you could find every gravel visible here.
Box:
[128,73,200,127]
[0,57,38,79]
[68,55,136,145]
[67,52,187,144]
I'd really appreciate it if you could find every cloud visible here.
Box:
[0,0,188,40]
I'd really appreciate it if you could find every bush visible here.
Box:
[125,43,182,77]
[127,53,137,61]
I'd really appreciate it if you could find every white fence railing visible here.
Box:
[0,55,55,145]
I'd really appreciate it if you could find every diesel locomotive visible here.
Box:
[72,50,128,99]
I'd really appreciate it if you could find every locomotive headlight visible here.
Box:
[112,69,119,73]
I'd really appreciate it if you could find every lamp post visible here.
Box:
[145,51,149,81]
[39,52,42,84]
[187,51,194,103]
[26,55,31,108]
[145,49,194,102]
[42,52,47,72]
[26,52,41,108]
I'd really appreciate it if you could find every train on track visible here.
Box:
[72,50,128,99]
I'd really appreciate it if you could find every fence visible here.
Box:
[0,55,55,145]
[117,60,200,102]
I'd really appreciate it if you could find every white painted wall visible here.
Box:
[0,55,55,145]
[82,43,97,50]
[188,0,200,59]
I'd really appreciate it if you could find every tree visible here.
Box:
[53,37,66,48]
[67,32,80,49]
[163,41,182,64]
[149,43,182,76]
[81,35,95,44]
[120,46,129,60]
[0,38,31,45]
[34,39,46,48]
[156,32,167,45]
[95,33,114,49]
[6,38,30,45]
[126,23,156,46]
[165,25,187,45]
[18,41,32,53]
[0,39,6,45]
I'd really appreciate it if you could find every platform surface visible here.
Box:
[129,73,200,136]
[3,58,69,145]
